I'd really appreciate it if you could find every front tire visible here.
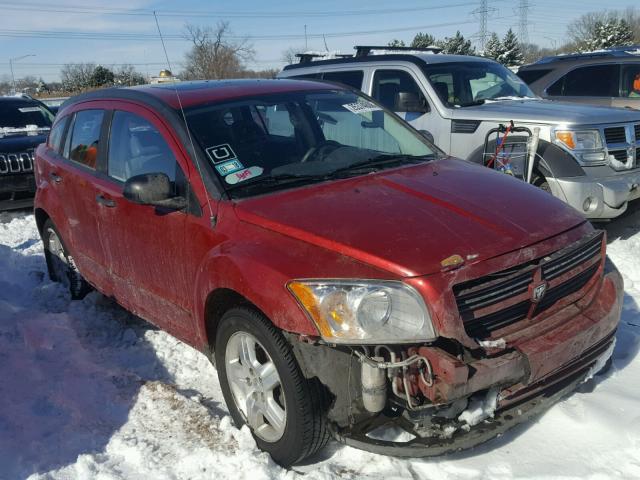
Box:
[42,219,91,299]
[215,307,329,466]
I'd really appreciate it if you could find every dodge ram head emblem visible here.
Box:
[531,282,548,303]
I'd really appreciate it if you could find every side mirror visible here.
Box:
[123,173,187,210]
[395,92,429,113]
[419,130,435,144]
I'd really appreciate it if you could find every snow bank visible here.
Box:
[1,210,640,479]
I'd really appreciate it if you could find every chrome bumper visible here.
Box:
[548,169,640,219]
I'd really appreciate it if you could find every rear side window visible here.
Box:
[107,111,180,183]
[547,64,619,97]
[66,110,104,169]
[620,64,640,97]
[322,71,364,89]
[517,68,552,85]
[48,116,68,154]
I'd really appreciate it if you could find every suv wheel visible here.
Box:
[215,307,329,466]
[533,173,551,194]
[42,219,91,299]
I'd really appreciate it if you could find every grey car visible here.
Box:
[278,46,640,220]
[517,46,640,110]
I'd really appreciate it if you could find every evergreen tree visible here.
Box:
[387,39,406,47]
[90,65,114,87]
[483,32,505,60]
[498,29,524,66]
[583,19,634,51]
[411,32,436,48]
[437,31,475,55]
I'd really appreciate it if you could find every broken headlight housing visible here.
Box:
[287,279,436,344]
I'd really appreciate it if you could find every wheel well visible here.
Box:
[34,208,50,236]
[204,288,254,349]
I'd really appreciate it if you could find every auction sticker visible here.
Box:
[225,166,264,185]
[342,99,381,114]
[215,159,244,175]
[205,143,238,164]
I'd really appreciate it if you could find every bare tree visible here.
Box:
[281,46,306,64]
[567,8,640,50]
[182,22,255,80]
[60,63,96,92]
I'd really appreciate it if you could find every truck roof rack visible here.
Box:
[535,45,640,64]
[296,52,354,64]
[354,45,442,57]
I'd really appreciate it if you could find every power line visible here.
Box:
[0,0,504,18]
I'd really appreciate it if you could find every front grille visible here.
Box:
[604,126,626,144]
[608,150,629,163]
[0,152,34,175]
[454,231,603,339]
[635,124,640,141]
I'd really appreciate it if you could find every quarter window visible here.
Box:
[66,110,104,169]
[107,111,180,183]
[547,64,620,97]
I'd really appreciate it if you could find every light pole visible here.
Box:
[9,54,35,94]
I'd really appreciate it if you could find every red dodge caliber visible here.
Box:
[34,80,623,466]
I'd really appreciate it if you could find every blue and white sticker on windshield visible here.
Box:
[215,159,244,176]
[206,143,237,164]
[342,99,381,114]
[225,166,264,185]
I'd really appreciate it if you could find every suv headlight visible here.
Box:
[287,280,436,344]
[553,129,607,165]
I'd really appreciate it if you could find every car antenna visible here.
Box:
[153,11,217,227]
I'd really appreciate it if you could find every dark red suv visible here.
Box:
[34,80,623,466]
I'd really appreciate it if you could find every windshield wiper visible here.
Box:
[456,100,486,107]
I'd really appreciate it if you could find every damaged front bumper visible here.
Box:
[291,262,622,457]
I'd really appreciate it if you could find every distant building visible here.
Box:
[150,70,180,84]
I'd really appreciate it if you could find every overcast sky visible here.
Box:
[0,0,637,82]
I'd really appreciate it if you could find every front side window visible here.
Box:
[185,89,438,198]
[423,61,536,107]
[372,70,429,116]
[107,111,180,183]
[322,71,364,90]
[66,110,104,169]
[620,64,640,97]
[548,64,619,97]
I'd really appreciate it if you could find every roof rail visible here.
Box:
[295,52,354,64]
[535,45,640,64]
[354,45,442,57]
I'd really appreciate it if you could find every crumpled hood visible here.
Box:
[234,159,585,277]
[450,98,640,126]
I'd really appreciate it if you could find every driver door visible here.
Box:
[95,104,196,338]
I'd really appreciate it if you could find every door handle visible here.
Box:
[96,194,116,208]
[49,172,62,183]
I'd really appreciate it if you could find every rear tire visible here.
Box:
[215,307,329,466]
[42,219,91,299]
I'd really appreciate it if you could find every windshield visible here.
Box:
[0,100,53,131]
[185,90,438,198]
[423,61,537,107]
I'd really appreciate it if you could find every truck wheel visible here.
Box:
[42,219,91,299]
[215,307,329,466]
[533,173,551,194]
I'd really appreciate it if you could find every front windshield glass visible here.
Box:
[185,89,438,198]
[423,61,537,107]
[0,101,53,131]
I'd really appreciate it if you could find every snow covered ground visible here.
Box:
[0,208,639,480]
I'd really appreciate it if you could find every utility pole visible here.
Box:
[518,0,531,47]
[304,25,308,50]
[9,54,35,94]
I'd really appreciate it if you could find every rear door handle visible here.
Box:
[49,172,62,183]
[96,194,116,208]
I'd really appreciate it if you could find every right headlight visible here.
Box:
[287,279,436,344]
[553,129,607,166]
